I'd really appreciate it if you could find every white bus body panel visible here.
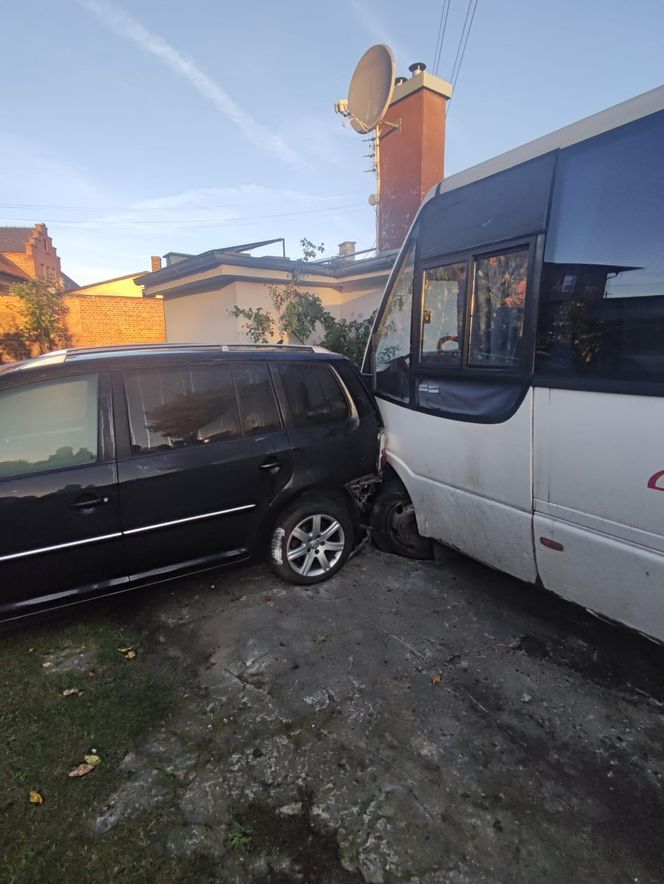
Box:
[533,388,664,638]
[379,395,537,583]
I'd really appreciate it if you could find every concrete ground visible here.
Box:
[108,546,664,883]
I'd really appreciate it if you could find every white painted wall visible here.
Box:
[164,285,240,343]
[164,278,386,345]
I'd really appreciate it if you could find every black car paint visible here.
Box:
[0,348,381,621]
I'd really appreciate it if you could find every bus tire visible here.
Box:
[370,481,433,560]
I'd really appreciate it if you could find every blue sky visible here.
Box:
[1,0,663,284]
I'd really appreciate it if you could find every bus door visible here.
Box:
[371,237,539,584]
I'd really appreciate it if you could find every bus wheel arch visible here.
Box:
[371,468,433,560]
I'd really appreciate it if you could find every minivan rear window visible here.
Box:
[277,363,349,426]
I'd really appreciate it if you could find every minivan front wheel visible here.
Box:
[270,498,353,585]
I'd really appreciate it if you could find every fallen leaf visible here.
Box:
[29,790,44,805]
[314,633,329,644]
[62,688,82,697]
[67,763,95,778]
[117,647,137,660]
[264,596,273,604]
[431,673,442,686]
[84,754,101,767]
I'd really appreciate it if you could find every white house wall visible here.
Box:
[164,285,240,343]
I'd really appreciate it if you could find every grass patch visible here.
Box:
[228,819,252,850]
[0,608,202,883]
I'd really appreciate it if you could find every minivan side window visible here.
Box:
[536,110,664,383]
[125,364,240,453]
[277,363,349,426]
[373,240,416,402]
[0,374,98,479]
[233,362,281,436]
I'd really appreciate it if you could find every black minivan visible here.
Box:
[0,344,381,621]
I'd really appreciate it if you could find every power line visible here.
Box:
[0,203,368,229]
[433,0,451,76]
[449,0,473,86]
[432,1,445,74]
[451,0,479,89]
[0,192,361,213]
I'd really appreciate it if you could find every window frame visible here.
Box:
[411,236,541,388]
[0,370,109,482]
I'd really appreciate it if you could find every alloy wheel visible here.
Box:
[286,513,346,577]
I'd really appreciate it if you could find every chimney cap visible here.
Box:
[395,76,407,86]
[408,62,427,76]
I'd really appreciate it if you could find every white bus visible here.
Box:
[365,85,664,643]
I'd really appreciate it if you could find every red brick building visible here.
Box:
[0,224,165,361]
[0,224,67,291]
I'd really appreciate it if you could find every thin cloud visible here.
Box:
[345,0,410,69]
[76,0,304,167]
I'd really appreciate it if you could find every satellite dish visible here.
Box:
[347,44,396,133]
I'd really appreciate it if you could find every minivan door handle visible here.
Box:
[259,458,281,473]
[70,495,109,510]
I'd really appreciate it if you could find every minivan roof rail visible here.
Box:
[1,342,332,373]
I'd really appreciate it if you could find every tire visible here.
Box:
[370,481,433,560]
[270,496,354,585]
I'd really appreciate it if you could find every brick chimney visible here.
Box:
[377,63,452,251]
[151,255,162,272]
[338,240,356,258]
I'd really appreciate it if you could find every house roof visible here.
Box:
[0,226,35,253]
[139,245,398,292]
[66,271,145,292]
[0,253,29,280]
[61,272,80,291]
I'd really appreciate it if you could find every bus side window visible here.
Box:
[536,110,664,383]
[468,249,529,368]
[420,261,468,365]
[373,241,416,402]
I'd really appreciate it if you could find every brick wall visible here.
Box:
[64,295,165,348]
[0,294,165,361]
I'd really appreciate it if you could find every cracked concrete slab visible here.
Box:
[112,547,664,882]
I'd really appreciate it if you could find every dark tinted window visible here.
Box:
[125,365,239,453]
[233,363,281,436]
[278,363,349,426]
[0,375,98,479]
[537,110,664,382]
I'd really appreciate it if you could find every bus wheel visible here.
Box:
[370,481,432,560]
